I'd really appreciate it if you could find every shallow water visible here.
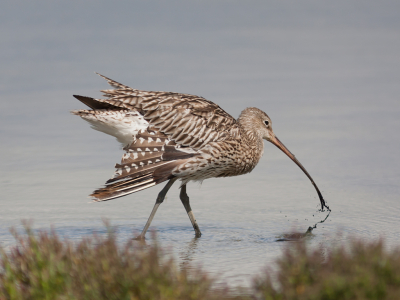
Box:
[1,0,400,288]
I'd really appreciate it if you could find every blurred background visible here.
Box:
[1,0,400,287]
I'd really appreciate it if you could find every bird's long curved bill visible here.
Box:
[270,135,328,211]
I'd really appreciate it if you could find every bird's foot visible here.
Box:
[133,235,146,241]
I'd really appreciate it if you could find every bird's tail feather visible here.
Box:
[91,160,185,202]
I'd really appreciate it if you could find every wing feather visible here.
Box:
[91,73,239,150]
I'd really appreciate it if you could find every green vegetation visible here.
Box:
[0,225,227,300]
[254,238,400,300]
[1,225,400,300]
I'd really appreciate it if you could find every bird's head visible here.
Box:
[238,108,293,159]
[238,107,274,140]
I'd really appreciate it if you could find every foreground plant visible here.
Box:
[0,225,229,300]
[254,237,400,300]
[2,225,400,300]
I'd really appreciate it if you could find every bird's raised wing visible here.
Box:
[76,73,239,150]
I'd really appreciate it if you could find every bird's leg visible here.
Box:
[180,184,202,238]
[136,177,177,240]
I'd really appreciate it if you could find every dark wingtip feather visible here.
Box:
[73,94,120,110]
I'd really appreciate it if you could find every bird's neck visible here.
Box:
[230,118,264,175]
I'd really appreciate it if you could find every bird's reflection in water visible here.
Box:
[179,236,200,269]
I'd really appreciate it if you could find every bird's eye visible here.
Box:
[264,120,269,127]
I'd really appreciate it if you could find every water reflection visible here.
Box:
[179,237,200,268]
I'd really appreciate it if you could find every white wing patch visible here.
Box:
[72,110,149,147]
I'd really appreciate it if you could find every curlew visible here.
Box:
[72,73,327,239]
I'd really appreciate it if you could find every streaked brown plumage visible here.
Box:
[72,73,327,239]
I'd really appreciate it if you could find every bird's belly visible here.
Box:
[171,154,227,182]
[170,153,251,184]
